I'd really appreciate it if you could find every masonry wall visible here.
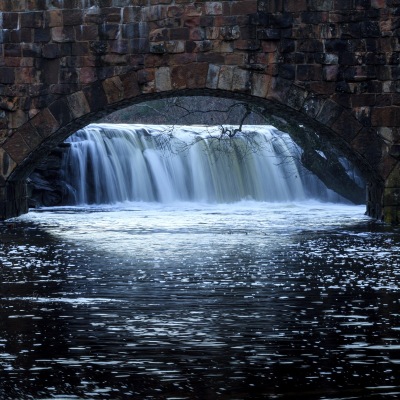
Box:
[0,1,399,221]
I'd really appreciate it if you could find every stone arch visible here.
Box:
[4,84,382,183]
[1,0,399,222]
[0,76,386,219]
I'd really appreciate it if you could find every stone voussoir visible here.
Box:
[0,0,398,222]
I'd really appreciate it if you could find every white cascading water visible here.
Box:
[63,124,342,205]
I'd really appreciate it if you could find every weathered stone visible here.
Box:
[251,72,272,98]
[371,107,400,126]
[220,25,240,41]
[286,85,308,110]
[217,65,234,90]
[51,26,75,43]
[42,43,61,59]
[31,108,60,138]
[205,2,223,16]
[120,71,141,99]
[232,68,250,92]
[155,66,172,91]
[0,1,399,222]
[67,91,91,119]
[206,64,220,89]
[8,110,28,129]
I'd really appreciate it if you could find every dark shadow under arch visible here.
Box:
[9,88,382,189]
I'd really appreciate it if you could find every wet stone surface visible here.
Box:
[0,202,400,399]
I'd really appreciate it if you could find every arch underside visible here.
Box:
[0,1,399,221]
[0,86,384,221]
[7,88,381,186]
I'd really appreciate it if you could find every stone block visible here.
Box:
[137,68,155,90]
[2,131,31,164]
[0,67,15,84]
[42,43,61,59]
[284,0,308,11]
[258,28,281,40]
[20,12,44,28]
[315,99,343,126]
[75,25,99,41]
[99,24,120,40]
[232,67,250,92]
[150,27,169,42]
[155,66,172,91]
[110,40,129,55]
[302,94,323,118]
[120,71,141,99]
[129,38,151,54]
[278,64,295,80]
[169,53,197,65]
[297,39,324,53]
[45,10,63,28]
[102,76,124,103]
[190,27,206,41]
[164,40,185,53]
[286,85,308,110]
[206,64,220,89]
[185,4,203,17]
[170,65,187,89]
[332,110,363,140]
[170,27,190,40]
[184,16,200,28]
[371,107,400,126]
[196,52,224,64]
[39,59,60,84]
[2,13,18,29]
[149,42,167,54]
[323,65,339,81]
[251,72,271,98]
[371,0,387,8]
[82,81,108,112]
[315,53,338,65]
[258,0,283,13]
[4,44,21,57]
[141,5,167,22]
[167,5,184,18]
[186,62,208,88]
[234,40,259,51]
[225,53,246,65]
[217,65,234,90]
[62,9,83,26]
[17,122,42,150]
[205,2,223,16]
[31,108,60,138]
[8,110,28,129]
[48,98,73,127]
[231,0,258,15]
[51,26,75,43]
[121,22,149,39]
[185,40,212,52]
[296,64,322,81]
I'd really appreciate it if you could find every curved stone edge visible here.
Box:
[0,65,394,222]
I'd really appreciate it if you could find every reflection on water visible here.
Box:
[1,202,400,399]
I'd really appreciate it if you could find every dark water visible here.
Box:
[1,202,400,399]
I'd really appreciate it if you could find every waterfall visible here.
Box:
[62,124,342,205]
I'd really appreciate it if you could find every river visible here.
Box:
[1,201,400,399]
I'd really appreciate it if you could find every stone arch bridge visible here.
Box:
[0,0,399,222]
